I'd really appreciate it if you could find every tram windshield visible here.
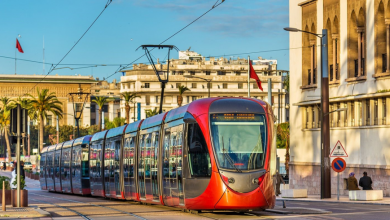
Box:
[210,113,267,171]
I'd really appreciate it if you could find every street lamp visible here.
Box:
[184,75,212,98]
[68,87,90,138]
[284,27,331,199]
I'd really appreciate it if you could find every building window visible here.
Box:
[192,96,197,101]
[217,71,226,75]
[235,71,241,76]
[223,83,227,89]
[238,83,243,89]
[46,115,52,126]
[192,83,197,88]
[366,101,370,126]
[383,98,387,125]
[146,95,150,105]
[348,7,366,78]
[155,96,159,103]
[91,119,96,125]
[117,111,121,118]
[189,71,195,75]
[172,71,176,75]
[144,83,150,88]
[205,71,211,75]
[178,71,184,75]
[187,96,190,103]
[90,104,96,112]
[101,105,108,113]
[176,83,181,88]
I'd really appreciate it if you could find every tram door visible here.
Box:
[113,139,121,197]
[138,134,146,199]
[162,125,184,207]
[104,142,111,197]
[123,135,137,200]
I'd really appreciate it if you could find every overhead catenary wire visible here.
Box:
[104,0,226,81]
[22,0,112,96]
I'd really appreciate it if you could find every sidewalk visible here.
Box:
[277,194,390,205]
[0,170,51,219]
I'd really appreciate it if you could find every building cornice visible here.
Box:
[298,0,317,7]
[0,75,96,84]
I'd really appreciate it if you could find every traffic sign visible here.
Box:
[330,140,348,157]
[332,158,346,173]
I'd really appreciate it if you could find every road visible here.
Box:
[1,170,388,219]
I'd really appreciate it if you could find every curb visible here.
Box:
[265,207,332,215]
[277,198,390,206]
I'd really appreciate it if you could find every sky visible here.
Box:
[0,0,289,82]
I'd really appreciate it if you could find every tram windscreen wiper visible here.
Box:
[221,136,242,173]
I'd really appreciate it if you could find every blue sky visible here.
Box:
[0,0,289,82]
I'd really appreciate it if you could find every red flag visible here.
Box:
[16,39,24,53]
[249,60,263,91]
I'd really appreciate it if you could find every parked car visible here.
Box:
[23,162,33,170]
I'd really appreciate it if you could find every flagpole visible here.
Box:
[15,40,17,75]
[248,56,250,97]
[43,36,45,75]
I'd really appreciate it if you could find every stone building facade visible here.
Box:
[289,0,390,196]
[120,51,289,122]
[0,74,96,127]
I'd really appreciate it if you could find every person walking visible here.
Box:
[347,172,360,190]
[359,171,373,190]
[2,162,6,171]
[274,170,285,196]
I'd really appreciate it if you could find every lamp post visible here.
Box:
[184,75,212,98]
[284,27,331,199]
[68,87,90,139]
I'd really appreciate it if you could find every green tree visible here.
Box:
[177,85,190,107]
[113,117,125,128]
[28,88,63,153]
[0,97,16,161]
[121,92,139,124]
[92,96,109,131]
[283,74,289,93]
[145,108,159,118]
[277,122,290,175]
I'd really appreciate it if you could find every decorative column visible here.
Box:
[386,97,390,125]
[357,27,364,77]
[332,34,339,81]
[378,98,383,125]
[370,99,375,125]
[308,106,313,129]
[347,102,352,127]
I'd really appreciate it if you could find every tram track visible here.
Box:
[30,192,148,220]
[30,198,92,220]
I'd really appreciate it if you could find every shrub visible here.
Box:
[12,176,26,190]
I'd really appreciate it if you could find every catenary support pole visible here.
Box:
[2,180,5,211]
[159,82,165,114]
[16,104,21,207]
[27,118,30,156]
[337,172,339,200]
[56,116,59,144]
[320,29,331,199]
[102,111,105,130]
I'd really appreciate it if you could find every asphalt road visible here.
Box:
[1,170,389,220]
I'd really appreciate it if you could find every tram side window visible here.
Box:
[82,144,89,177]
[187,123,211,177]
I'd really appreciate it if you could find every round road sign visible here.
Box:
[332,157,346,173]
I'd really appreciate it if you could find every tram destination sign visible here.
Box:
[211,113,260,122]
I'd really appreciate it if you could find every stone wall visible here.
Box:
[290,163,390,196]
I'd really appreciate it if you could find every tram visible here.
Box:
[40,98,276,211]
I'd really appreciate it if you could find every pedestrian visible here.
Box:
[359,171,373,190]
[347,172,360,190]
[274,170,285,196]
[10,162,17,189]
[20,161,25,180]
[2,161,6,171]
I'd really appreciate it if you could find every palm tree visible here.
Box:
[145,108,159,118]
[92,96,109,131]
[277,122,290,175]
[0,97,16,161]
[121,92,139,124]
[28,88,63,153]
[177,85,190,107]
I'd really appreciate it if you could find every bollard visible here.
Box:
[282,200,286,208]
[2,181,5,211]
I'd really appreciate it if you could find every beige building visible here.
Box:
[289,0,390,196]
[90,79,121,125]
[0,74,96,127]
[120,50,289,122]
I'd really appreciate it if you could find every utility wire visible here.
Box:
[23,0,112,96]
[104,0,226,81]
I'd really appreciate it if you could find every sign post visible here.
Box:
[331,157,346,201]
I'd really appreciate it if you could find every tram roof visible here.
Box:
[165,104,189,123]
[73,135,92,146]
[47,144,57,152]
[125,120,143,134]
[55,142,64,151]
[140,112,166,130]
[41,146,49,154]
[106,125,127,139]
[62,139,74,149]
[91,130,108,142]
